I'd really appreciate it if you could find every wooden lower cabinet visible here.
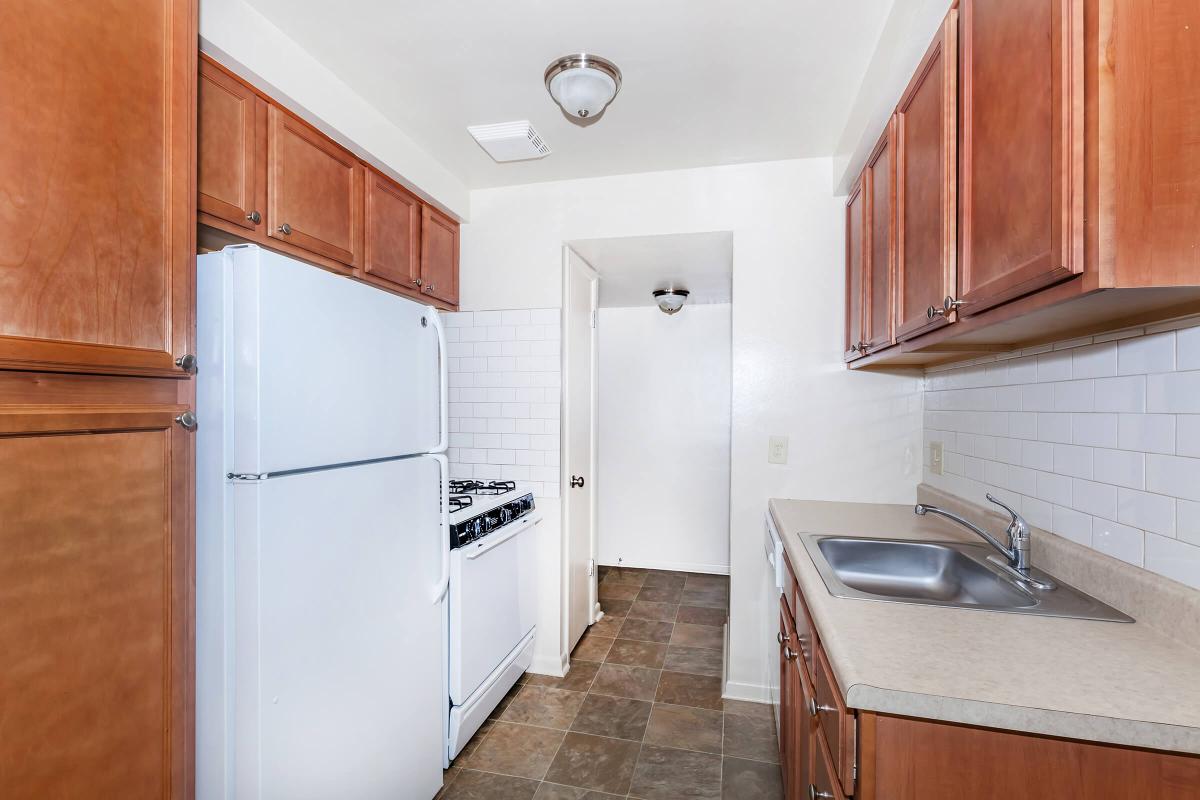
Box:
[0,382,194,799]
[779,556,1200,800]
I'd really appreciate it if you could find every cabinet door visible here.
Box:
[844,177,867,361]
[780,603,812,799]
[267,106,363,268]
[363,168,423,296]
[0,406,193,799]
[894,8,958,342]
[198,57,266,233]
[420,205,460,306]
[0,0,194,376]
[865,119,897,353]
[958,0,1082,315]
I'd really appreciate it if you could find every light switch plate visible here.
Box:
[930,441,944,475]
[768,435,789,465]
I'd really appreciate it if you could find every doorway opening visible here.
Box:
[561,232,733,652]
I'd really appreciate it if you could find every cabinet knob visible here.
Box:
[246,210,261,224]
[809,786,835,800]
[943,295,965,313]
[175,410,198,431]
[784,646,797,661]
[277,223,292,235]
[412,278,423,287]
[851,340,868,354]
[427,283,436,292]
[174,353,198,374]
[926,304,947,320]
[777,631,789,645]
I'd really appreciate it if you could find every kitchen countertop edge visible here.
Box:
[769,496,1200,756]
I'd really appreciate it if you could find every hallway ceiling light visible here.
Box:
[653,289,690,315]
[544,54,622,121]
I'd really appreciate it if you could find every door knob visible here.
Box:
[277,223,292,235]
[246,210,261,224]
[570,475,585,488]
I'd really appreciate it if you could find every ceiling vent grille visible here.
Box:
[467,121,551,163]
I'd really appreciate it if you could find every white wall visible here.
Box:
[459,159,924,699]
[924,320,1200,591]
[597,304,731,574]
[199,0,469,219]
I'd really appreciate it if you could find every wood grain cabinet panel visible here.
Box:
[420,205,460,306]
[0,407,193,800]
[199,58,266,233]
[0,0,195,376]
[865,118,897,352]
[268,106,363,268]
[779,602,812,800]
[845,177,867,360]
[363,168,424,296]
[894,8,958,342]
[958,0,1083,315]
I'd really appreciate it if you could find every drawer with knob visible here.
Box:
[815,639,856,795]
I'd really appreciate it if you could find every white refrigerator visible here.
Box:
[195,245,449,800]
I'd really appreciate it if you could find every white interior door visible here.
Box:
[563,248,598,651]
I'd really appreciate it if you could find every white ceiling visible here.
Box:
[570,232,733,308]
[244,0,894,189]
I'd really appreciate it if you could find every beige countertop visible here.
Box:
[769,496,1200,754]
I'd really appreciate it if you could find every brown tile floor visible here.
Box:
[438,567,783,800]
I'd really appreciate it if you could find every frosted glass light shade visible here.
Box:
[545,54,622,120]
[653,289,689,315]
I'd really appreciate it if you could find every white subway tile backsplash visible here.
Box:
[924,322,1200,585]
[1146,454,1200,502]
[1093,375,1146,413]
[1092,448,1145,489]
[444,309,562,497]
[1072,478,1117,520]
[1116,487,1175,537]
[1071,413,1117,448]
[1144,533,1200,590]
[1091,518,1144,566]
[1071,342,1117,378]
[1117,414,1175,455]
[1117,331,1175,375]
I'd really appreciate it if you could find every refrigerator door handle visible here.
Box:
[432,453,450,604]
[428,307,448,454]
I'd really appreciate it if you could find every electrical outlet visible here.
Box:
[930,441,944,475]
[768,435,789,465]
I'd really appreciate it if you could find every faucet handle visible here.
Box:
[986,493,1029,539]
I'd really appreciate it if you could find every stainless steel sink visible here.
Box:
[802,535,1133,622]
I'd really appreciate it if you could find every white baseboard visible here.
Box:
[528,651,568,678]
[722,680,771,704]
[598,558,729,575]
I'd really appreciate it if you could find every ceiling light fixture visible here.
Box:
[653,289,690,315]
[544,53,622,121]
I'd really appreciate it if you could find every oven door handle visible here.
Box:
[465,515,541,560]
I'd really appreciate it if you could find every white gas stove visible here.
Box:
[444,479,541,761]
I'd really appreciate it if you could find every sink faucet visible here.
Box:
[914,494,1031,573]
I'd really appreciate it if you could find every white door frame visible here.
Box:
[560,245,600,653]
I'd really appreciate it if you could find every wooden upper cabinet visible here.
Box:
[864,118,897,353]
[0,404,192,799]
[957,0,1083,315]
[267,106,363,269]
[844,177,867,361]
[894,7,958,342]
[421,205,460,306]
[198,57,266,233]
[0,0,194,376]
[363,168,424,296]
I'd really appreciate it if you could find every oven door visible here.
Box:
[448,513,540,704]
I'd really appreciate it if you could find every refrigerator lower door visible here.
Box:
[211,245,442,474]
[227,456,443,800]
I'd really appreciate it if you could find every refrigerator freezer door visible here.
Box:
[230,456,444,800]
[223,245,440,473]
